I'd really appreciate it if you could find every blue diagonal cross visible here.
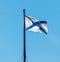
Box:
[26,16,47,34]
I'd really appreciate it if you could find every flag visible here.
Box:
[25,15,48,34]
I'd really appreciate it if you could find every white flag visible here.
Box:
[25,16,48,34]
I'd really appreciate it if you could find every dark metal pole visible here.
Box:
[23,9,26,62]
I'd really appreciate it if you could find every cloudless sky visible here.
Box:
[0,0,60,62]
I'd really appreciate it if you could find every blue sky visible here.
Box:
[0,0,60,62]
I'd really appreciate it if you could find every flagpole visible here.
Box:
[23,9,26,62]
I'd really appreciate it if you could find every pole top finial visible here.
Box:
[23,9,25,11]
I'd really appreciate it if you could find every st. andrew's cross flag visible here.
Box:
[25,15,48,34]
[23,10,48,62]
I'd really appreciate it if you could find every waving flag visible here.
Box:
[23,9,48,62]
[25,16,48,34]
